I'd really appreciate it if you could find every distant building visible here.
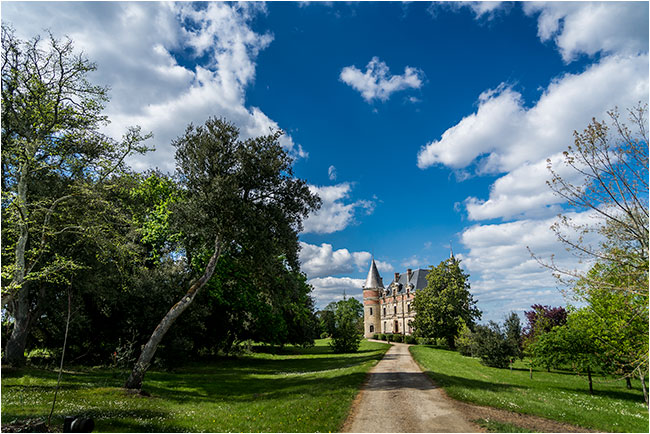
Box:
[362,259,429,337]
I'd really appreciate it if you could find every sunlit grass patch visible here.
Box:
[2,339,389,432]
[410,345,648,433]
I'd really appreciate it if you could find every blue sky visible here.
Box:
[3,1,648,322]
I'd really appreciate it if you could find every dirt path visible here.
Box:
[342,342,480,433]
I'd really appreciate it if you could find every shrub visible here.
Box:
[372,334,379,340]
[320,332,329,339]
[330,300,362,353]
[405,335,417,344]
[26,348,55,366]
[457,323,475,356]
[386,334,394,342]
[392,334,403,343]
[472,322,511,368]
[378,333,386,341]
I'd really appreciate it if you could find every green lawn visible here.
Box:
[410,345,649,433]
[1,339,389,432]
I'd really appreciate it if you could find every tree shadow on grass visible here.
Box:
[142,370,370,404]
[422,371,526,394]
[172,353,383,377]
[2,409,185,433]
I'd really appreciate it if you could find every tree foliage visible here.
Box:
[537,105,649,403]
[522,304,567,344]
[125,117,320,389]
[458,312,522,368]
[412,257,481,348]
[329,298,363,354]
[1,25,150,366]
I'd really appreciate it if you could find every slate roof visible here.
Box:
[382,268,429,296]
[363,259,384,289]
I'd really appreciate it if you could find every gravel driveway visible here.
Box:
[342,342,479,433]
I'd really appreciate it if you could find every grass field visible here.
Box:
[1,339,389,432]
[410,345,649,433]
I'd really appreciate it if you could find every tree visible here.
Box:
[330,298,363,353]
[316,303,337,337]
[528,316,602,394]
[542,104,648,290]
[412,257,481,348]
[571,261,648,403]
[459,313,522,368]
[522,304,567,344]
[1,25,150,366]
[124,117,320,390]
[471,322,512,368]
[538,105,648,399]
[503,311,523,361]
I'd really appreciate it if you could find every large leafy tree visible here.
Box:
[528,316,602,394]
[542,104,648,288]
[571,261,649,403]
[330,297,363,354]
[125,117,320,390]
[412,257,481,348]
[522,304,567,344]
[1,25,150,366]
[538,105,649,402]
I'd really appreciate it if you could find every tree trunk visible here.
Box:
[124,237,221,390]
[587,366,593,395]
[4,160,31,367]
[4,286,31,367]
[639,369,648,406]
[626,377,632,389]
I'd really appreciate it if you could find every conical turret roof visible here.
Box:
[364,259,384,289]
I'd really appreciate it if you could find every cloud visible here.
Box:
[299,242,393,279]
[1,2,306,173]
[417,54,648,174]
[523,1,649,63]
[340,57,424,103]
[460,210,602,322]
[302,183,375,234]
[464,152,588,221]
[327,165,337,181]
[417,1,648,323]
[428,1,507,21]
[308,276,365,307]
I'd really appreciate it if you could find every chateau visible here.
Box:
[362,259,429,338]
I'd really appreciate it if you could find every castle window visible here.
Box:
[407,303,410,313]
[394,305,397,315]
[383,321,386,332]
[383,307,386,316]
[370,324,374,333]
[394,321,399,333]
[369,307,373,316]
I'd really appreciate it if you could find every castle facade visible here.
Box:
[362,259,429,338]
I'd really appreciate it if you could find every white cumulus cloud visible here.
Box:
[417,54,648,174]
[302,183,375,234]
[299,242,393,279]
[308,276,365,307]
[523,1,649,63]
[340,57,424,103]
[1,2,306,173]
[460,210,602,322]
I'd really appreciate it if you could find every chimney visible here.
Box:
[407,268,412,282]
[394,272,400,282]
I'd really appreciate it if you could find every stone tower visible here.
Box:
[362,259,383,338]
